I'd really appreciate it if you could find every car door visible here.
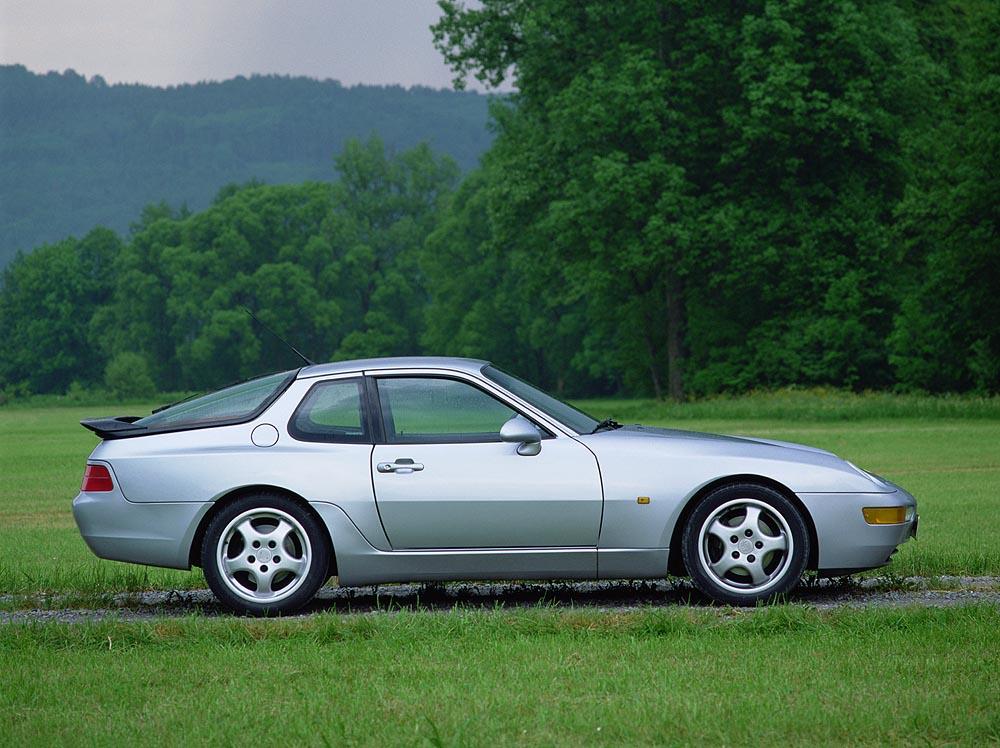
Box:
[369,374,603,549]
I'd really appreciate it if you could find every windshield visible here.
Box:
[135,370,295,430]
[481,365,599,434]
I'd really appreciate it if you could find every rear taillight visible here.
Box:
[81,464,114,492]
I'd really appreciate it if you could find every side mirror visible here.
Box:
[500,415,542,456]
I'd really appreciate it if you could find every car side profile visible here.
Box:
[73,357,918,614]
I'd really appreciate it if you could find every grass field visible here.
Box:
[2,606,999,744]
[2,395,999,745]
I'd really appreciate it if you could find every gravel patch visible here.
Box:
[2,576,999,623]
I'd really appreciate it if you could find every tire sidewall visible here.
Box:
[202,493,330,616]
[681,484,809,606]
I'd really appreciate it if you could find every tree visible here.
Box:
[325,137,460,360]
[0,10,992,399]
[104,352,156,399]
[0,65,493,266]
[0,227,120,393]
[29,140,460,394]
[434,0,930,398]
[422,169,563,389]
[889,1,1000,392]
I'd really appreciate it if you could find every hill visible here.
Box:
[0,64,493,265]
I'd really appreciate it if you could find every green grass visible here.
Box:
[0,389,194,410]
[2,606,999,745]
[578,387,1000,421]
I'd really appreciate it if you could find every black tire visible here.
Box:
[202,493,331,616]
[681,483,809,606]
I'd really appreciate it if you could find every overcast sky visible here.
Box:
[0,0,498,91]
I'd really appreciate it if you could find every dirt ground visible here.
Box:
[3,576,999,623]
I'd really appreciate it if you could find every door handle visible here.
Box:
[377,460,424,473]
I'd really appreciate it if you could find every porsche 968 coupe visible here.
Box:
[73,357,918,614]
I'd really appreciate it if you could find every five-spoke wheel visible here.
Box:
[682,484,809,605]
[203,493,330,615]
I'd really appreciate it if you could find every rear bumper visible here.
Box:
[72,490,210,570]
[798,485,918,572]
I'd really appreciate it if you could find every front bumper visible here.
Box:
[72,489,211,570]
[798,483,918,572]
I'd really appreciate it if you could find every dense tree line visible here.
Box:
[0,138,457,396]
[428,0,999,396]
[0,1,996,399]
[0,65,492,265]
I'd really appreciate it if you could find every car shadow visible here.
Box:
[299,579,708,614]
[288,576,867,616]
[4,577,883,622]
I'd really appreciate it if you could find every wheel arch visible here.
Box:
[666,474,818,576]
[188,484,337,578]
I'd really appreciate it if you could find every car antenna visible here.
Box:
[240,306,316,366]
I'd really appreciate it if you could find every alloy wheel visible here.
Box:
[216,508,313,604]
[697,498,794,595]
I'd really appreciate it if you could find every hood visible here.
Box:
[618,425,836,457]
[577,424,891,494]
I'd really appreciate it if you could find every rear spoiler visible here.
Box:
[80,417,147,440]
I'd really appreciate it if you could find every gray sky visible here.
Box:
[0,0,497,90]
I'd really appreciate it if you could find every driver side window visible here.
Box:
[376,377,516,443]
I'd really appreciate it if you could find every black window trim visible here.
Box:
[368,373,554,446]
[286,376,376,445]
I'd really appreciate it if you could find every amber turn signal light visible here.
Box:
[862,506,907,525]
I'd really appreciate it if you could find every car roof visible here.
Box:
[297,356,490,379]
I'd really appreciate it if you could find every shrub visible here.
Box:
[104,352,156,400]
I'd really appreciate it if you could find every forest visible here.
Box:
[0,64,492,265]
[0,0,997,400]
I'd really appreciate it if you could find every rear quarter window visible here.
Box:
[288,379,369,443]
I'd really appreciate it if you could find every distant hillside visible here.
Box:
[0,65,494,265]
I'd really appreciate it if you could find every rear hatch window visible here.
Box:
[135,370,296,431]
[81,370,298,439]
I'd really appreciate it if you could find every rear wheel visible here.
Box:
[202,493,330,616]
[681,484,809,606]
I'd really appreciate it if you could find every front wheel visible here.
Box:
[202,493,330,616]
[681,484,809,606]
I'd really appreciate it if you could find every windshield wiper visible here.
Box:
[590,417,623,434]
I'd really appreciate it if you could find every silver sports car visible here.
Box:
[73,357,917,614]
